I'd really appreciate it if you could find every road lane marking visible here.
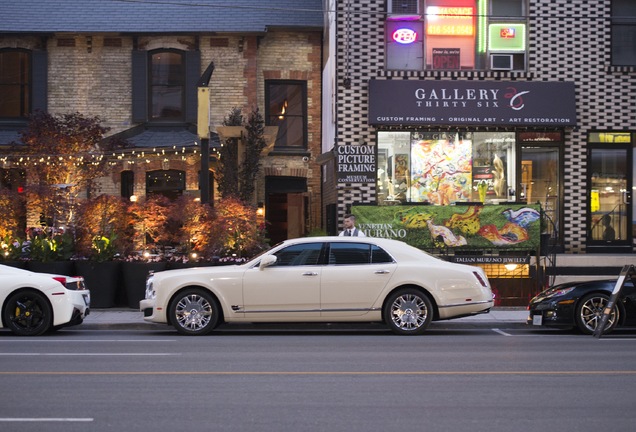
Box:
[0,353,180,356]
[1,370,635,376]
[0,418,93,422]
[0,339,177,342]
[492,328,512,336]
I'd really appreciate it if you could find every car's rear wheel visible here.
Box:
[2,290,53,336]
[168,289,220,335]
[384,288,433,335]
[575,293,619,335]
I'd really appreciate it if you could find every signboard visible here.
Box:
[488,23,526,51]
[368,79,577,127]
[426,6,474,36]
[351,203,542,251]
[432,48,460,70]
[336,144,376,183]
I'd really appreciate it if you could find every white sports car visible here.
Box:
[141,237,494,335]
[0,264,91,336]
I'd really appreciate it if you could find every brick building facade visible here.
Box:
[320,0,635,303]
[0,1,323,244]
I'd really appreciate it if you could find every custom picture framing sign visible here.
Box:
[351,203,542,251]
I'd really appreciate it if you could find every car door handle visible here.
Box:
[302,272,318,276]
[375,270,391,274]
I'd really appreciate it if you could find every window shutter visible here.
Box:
[131,50,148,123]
[184,50,201,124]
[31,50,48,113]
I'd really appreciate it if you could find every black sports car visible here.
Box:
[527,277,636,335]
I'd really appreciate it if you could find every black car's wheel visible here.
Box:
[575,293,619,335]
[384,288,433,335]
[2,290,53,336]
[168,289,220,336]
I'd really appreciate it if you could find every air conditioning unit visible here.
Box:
[490,54,513,71]
[388,0,420,16]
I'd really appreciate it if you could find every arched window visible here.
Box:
[146,169,185,200]
[121,170,134,199]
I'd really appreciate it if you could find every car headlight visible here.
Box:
[542,286,576,299]
[145,276,155,300]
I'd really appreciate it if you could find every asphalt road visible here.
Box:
[1,324,635,432]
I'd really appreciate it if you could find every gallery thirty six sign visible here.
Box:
[368,80,577,127]
[336,144,376,183]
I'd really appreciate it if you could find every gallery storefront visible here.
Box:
[337,79,579,305]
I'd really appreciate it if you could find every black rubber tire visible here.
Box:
[3,290,53,336]
[574,293,619,335]
[383,288,433,335]
[168,288,220,336]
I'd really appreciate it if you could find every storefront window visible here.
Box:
[519,141,561,240]
[587,132,633,248]
[377,131,515,205]
[385,0,527,71]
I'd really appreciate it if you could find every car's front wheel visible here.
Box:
[2,290,53,336]
[168,289,221,335]
[575,293,619,335]
[384,288,433,335]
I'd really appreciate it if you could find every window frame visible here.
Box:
[384,0,528,72]
[148,49,186,122]
[611,0,636,66]
[265,80,308,151]
[0,48,31,119]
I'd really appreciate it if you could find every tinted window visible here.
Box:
[371,245,394,263]
[274,243,322,266]
[329,243,371,265]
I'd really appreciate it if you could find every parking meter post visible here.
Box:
[593,264,635,339]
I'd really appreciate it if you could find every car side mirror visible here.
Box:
[259,255,277,270]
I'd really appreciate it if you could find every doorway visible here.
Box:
[265,176,307,245]
[587,134,633,251]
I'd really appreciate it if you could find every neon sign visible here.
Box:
[392,28,418,44]
[426,6,474,36]
[500,28,516,38]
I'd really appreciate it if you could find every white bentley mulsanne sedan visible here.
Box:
[140,237,494,335]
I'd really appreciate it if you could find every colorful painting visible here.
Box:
[409,135,472,204]
[351,204,542,251]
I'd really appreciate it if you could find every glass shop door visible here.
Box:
[587,140,633,250]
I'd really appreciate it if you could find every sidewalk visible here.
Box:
[82,307,529,330]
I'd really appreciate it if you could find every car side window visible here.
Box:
[329,243,371,265]
[371,245,394,264]
[273,243,323,266]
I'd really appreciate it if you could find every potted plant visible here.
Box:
[0,188,27,268]
[74,195,129,308]
[121,195,171,308]
[26,227,75,275]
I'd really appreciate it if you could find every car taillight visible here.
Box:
[472,271,488,288]
[52,276,67,287]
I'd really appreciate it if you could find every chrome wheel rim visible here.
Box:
[174,294,213,331]
[390,294,428,331]
[580,296,617,333]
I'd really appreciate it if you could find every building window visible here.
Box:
[0,49,30,118]
[612,0,636,66]
[265,80,307,150]
[132,49,199,124]
[1,168,26,192]
[150,50,185,121]
[385,0,527,71]
[146,169,185,200]
[121,170,134,200]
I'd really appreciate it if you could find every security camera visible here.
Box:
[302,156,309,162]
